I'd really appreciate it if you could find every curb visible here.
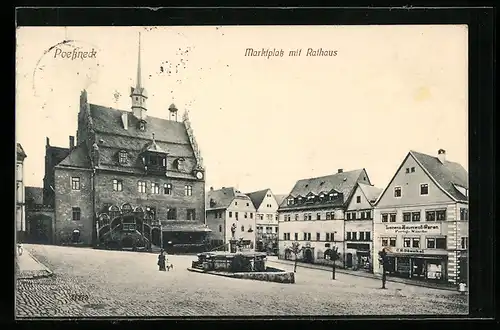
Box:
[16,251,54,280]
[269,259,458,292]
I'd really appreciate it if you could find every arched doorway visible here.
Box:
[304,248,314,263]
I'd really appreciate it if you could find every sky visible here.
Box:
[16,25,468,195]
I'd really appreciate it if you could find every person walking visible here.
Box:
[158,249,166,271]
[379,248,389,289]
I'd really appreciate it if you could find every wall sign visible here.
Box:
[393,247,424,254]
[384,223,440,234]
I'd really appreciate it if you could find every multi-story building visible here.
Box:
[278,168,372,267]
[206,187,257,251]
[344,182,382,271]
[25,186,54,244]
[43,34,210,252]
[373,149,468,285]
[246,188,280,254]
[16,143,27,244]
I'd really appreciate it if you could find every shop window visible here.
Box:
[412,212,421,222]
[403,212,411,222]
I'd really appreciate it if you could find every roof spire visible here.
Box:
[136,31,142,89]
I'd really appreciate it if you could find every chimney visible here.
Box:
[121,113,129,130]
[69,136,75,149]
[46,137,50,147]
[438,149,446,164]
[338,169,343,173]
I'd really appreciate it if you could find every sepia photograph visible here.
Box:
[15,24,469,318]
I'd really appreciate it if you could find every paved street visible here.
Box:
[16,244,468,317]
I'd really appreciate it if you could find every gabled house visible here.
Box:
[277,168,372,267]
[344,182,383,271]
[373,149,468,285]
[246,188,280,254]
[206,187,257,251]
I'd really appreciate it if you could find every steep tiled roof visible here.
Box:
[358,182,383,205]
[206,187,252,210]
[17,143,27,159]
[25,186,43,205]
[57,143,92,168]
[89,105,196,175]
[410,150,468,202]
[274,194,287,206]
[284,169,368,206]
[246,189,269,209]
[90,105,191,145]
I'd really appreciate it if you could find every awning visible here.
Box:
[160,221,212,233]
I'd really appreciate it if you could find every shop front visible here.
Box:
[346,243,372,272]
[385,248,448,283]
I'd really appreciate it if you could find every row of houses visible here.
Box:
[274,149,468,286]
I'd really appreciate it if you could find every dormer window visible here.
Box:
[119,150,128,164]
[287,198,294,205]
[138,120,146,131]
[173,158,186,171]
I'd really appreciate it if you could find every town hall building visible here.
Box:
[43,33,210,252]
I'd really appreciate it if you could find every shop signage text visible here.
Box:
[384,223,441,234]
[393,247,424,254]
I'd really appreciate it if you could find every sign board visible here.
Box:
[393,247,424,254]
[384,223,441,234]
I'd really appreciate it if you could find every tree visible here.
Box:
[290,242,303,273]
[325,246,341,280]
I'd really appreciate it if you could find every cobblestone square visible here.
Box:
[16,245,468,317]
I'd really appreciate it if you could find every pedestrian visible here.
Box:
[379,248,388,289]
[158,249,166,271]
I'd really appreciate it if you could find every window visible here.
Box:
[303,233,307,240]
[412,212,421,222]
[137,181,146,193]
[241,225,244,232]
[389,213,396,222]
[356,196,361,203]
[294,233,298,241]
[119,151,128,164]
[436,210,446,221]
[403,212,411,222]
[420,184,429,195]
[267,214,273,220]
[436,237,446,249]
[308,213,312,221]
[250,213,254,219]
[147,207,157,220]
[185,185,193,196]
[219,225,222,232]
[412,238,420,248]
[359,232,365,241]
[244,212,248,219]
[351,212,356,220]
[235,212,239,220]
[316,232,320,241]
[394,187,402,197]
[164,183,172,195]
[461,237,468,249]
[295,214,299,221]
[382,214,388,222]
[365,232,371,241]
[187,209,196,220]
[229,211,232,218]
[382,237,396,247]
[151,183,160,194]
[283,233,287,240]
[427,238,436,248]
[346,232,352,240]
[71,177,80,190]
[460,208,468,220]
[326,233,330,241]
[286,233,291,240]
[352,232,357,241]
[425,211,436,221]
[316,213,321,220]
[403,237,411,247]
[307,233,311,241]
[411,167,415,173]
[166,208,177,220]
[235,202,238,206]
[347,213,352,220]
[72,207,81,221]
[246,203,249,206]
[112,179,123,192]
[405,168,410,173]
[326,212,331,220]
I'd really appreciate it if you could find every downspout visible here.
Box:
[92,167,97,247]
